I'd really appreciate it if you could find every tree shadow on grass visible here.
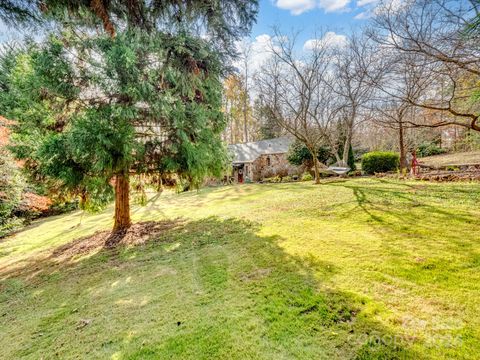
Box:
[0,217,420,359]
[325,181,480,294]
[328,181,478,233]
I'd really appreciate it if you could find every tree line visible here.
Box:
[223,0,480,183]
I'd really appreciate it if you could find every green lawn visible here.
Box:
[1,178,480,359]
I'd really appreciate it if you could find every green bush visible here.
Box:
[417,142,446,157]
[0,149,25,224]
[361,152,400,174]
[0,217,24,238]
[263,176,282,183]
[287,140,331,166]
[301,173,313,181]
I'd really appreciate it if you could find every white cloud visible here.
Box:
[275,0,316,15]
[354,10,372,19]
[303,31,347,51]
[234,34,278,75]
[357,0,378,6]
[319,0,351,12]
[274,0,351,15]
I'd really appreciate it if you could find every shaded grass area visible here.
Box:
[1,178,480,359]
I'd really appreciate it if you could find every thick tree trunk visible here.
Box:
[313,159,321,184]
[398,121,406,171]
[341,131,352,167]
[113,171,131,231]
[308,147,321,184]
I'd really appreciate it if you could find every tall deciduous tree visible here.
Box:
[256,29,362,183]
[369,0,480,131]
[223,74,255,144]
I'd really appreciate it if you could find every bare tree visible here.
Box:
[327,33,383,166]
[256,30,345,183]
[237,39,253,143]
[369,0,480,131]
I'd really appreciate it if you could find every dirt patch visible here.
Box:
[239,268,272,282]
[53,219,184,261]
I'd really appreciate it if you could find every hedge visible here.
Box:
[361,151,399,174]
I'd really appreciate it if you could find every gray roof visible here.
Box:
[228,136,293,163]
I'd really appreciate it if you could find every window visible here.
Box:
[266,157,271,166]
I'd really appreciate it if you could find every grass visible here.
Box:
[420,151,480,167]
[1,178,480,359]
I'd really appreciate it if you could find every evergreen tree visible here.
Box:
[254,99,283,140]
[0,1,258,233]
[287,140,331,168]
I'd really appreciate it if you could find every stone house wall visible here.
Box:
[251,153,301,181]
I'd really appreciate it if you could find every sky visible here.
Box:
[235,0,381,73]
[252,0,375,35]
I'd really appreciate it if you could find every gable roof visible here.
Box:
[228,136,293,163]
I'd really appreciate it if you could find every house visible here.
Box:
[228,137,300,183]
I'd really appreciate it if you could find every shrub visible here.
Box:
[301,173,313,181]
[262,176,282,183]
[417,142,446,157]
[0,149,25,224]
[361,152,400,174]
[287,140,331,166]
[0,217,23,238]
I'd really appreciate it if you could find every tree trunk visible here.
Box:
[313,159,321,184]
[341,130,352,167]
[157,176,163,193]
[398,120,406,171]
[309,147,321,184]
[243,100,248,143]
[113,171,131,231]
[341,113,355,167]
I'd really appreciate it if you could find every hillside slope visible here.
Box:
[1,179,480,359]
[420,151,480,167]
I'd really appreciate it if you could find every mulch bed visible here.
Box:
[374,170,480,182]
[52,219,183,260]
[414,170,480,182]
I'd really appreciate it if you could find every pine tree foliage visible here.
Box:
[1,0,258,57]
[1,31,229,210]
[0,1,259,231]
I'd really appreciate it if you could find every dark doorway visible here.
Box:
[238,169,244,183]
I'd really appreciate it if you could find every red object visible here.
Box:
[411,150,419,176]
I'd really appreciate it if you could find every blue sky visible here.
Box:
[238,0,380,72]
[250,0,376,40]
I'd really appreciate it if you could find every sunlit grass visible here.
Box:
[1,178,480,359]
